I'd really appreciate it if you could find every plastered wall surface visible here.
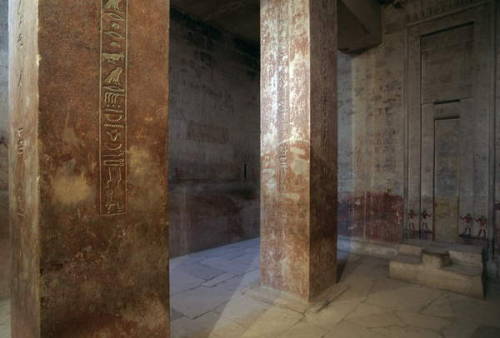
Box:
[338,0,499,250]
[168,10,260,257]
[338,3,406,243]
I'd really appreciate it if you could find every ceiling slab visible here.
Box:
[172,0,387,51]
[171,0,260,44]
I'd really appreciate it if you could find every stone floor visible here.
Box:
[1,238,500,337]
[168,239,500,338]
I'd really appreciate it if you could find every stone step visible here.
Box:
[400,240,484,267]
[389,241,485,298]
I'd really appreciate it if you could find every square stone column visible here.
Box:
[9,0,170,336]
[260,0,338,301]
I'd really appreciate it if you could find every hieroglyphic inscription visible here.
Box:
[99,0,127,216]
[407,0,483,23]
[278,143,289,192]
[276,3,290,193]
[15,128,25,217]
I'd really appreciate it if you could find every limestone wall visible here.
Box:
[338,0,498,250]
[168,10,260,257]
[0,0,8,241]
[495,2,500,252]
[338,2,407,243]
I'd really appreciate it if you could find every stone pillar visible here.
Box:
[260,0,338,301]
[9,0,170,337]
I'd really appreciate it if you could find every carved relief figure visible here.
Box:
[106,128,121,142]
[104,92,123,107]
[460,213,474,237]
[476,216,487,239]
[407,209,417,235]
[103,52,124,64]
[420,209,432,238]
[105,67,123,86]
[105,0,122,11]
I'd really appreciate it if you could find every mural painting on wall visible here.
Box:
[405,209,433,240]
[459,214,488,242]
[405,210,489,242]
[339,192,404,242]
[405,211,490,243]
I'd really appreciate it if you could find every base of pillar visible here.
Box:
[245,282,348,312]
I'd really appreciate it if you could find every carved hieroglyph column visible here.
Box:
[261,0,338,301]
[9,0,170,336]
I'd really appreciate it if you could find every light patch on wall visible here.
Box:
[62,127,81,148]
[53,168,92,205]
[129,146,163,211]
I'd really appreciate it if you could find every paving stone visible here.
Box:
[239,307,304,338]
[171,285,236,319]
[172,311,247,338]
[471,326,500,338]
[305,299,360,330]
[215,294,272,328]
[371,326,442,338]
[443,318,481,338]
[276,320,328,338]
[202,273,237,287]
[218,270,260,292]
[201,257,257,274]
[449,296,500,325]
[175,262,226,281]
[348,312,404,329]
[171,308,185,321]
[334,276,375,302]
[323,321,386,338]
[344,302,390,320]
[170,270,205,295]
[396,311,451,331]
[365,284,442,312]
[421,294,455,318]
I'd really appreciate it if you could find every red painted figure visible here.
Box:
[421,209,432,238]
[475,216,487,239]
[460,213,474,237]
[408,209,417,234]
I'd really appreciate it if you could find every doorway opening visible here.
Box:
[167,3,261,335]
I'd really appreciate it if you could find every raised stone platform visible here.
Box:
[389,240,485,298]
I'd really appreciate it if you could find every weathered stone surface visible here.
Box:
[168,10,260,257]
[261,0,337,301]
[9,0,170,336]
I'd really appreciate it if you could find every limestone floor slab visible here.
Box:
[171,239,500,338]
[171,285,236,319]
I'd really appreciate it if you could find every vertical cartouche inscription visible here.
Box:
[99,0,128,216]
